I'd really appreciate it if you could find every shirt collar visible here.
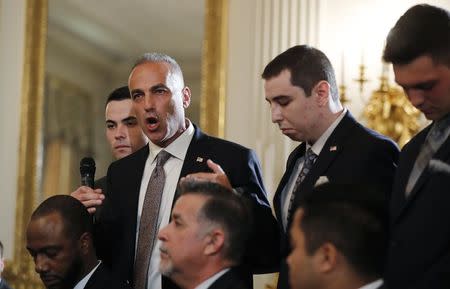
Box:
[308,108,347,155]
[358,279,383,289]
[194,268,230,289]
[73,261,101,289]
[148,119,195,162]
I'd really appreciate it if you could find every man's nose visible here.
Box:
[271,105,282,123]
[406,89,425,108]
[35,255,49,274]
[114,124,127,140]
[143,94,156,111]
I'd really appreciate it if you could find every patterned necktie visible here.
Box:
[133,150,171,289]
[287,148,318,219]
[405,121,447,196]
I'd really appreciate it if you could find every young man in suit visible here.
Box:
[73,53,279,289]
[189,45,399,289]
[0,241,12,289]
[288,183,387,289]
[158,181,250,289]
[382,4,450,288]
[263,45,398,289]
[72,86,148,214]
[26,195,130,289]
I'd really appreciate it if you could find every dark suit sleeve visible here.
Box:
[227,148,280,274]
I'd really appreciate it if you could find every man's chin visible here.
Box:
[159,262,174,277]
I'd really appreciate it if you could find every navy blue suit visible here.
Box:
[274,112,399,289]
[386,123,450,289]
[95,125,279,289]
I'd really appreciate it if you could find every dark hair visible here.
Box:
[0,240,3,258]
[383,4,450,65]
[262,45,339,101]
[179,181,252,264]
[298,183,388,278]
[30,195,93,241]
[106,86,131,107]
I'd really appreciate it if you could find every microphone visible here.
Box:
[80,157,96,188]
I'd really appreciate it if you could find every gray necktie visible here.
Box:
[133,150,171,289]
[287,148,318,219]
[405,121,448,196]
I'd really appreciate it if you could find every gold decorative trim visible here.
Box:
[3,0,47,288]
[200,0,228,137]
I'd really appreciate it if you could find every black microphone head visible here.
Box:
[80,157,96,176]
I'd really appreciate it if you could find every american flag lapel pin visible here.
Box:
[329,146,337,152]
[196,157,204,162]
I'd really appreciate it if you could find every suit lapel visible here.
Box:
[173,125,211,205]
[290,112,356,211]
[394,132,450,222]
[273,143,306,224]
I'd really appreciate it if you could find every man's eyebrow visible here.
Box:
[122,116,137,122]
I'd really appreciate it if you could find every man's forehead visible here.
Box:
[106,100,134,116]
[174,195,207,215]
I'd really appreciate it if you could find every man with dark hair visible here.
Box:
[26,195,130,289]
[382,4,450,288]
[0,241,12,289]
[72,86,147,214]
[189,45,398,289]
[287,183,387,289]
[158,181,251,289]
[73,52,279,289]
[263,45,397,289]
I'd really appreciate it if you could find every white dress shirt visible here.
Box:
[73,261,102,289]
[358,278,383,289]
[135,121,195,289]
[194,268,230,289]
[281,108,347,229]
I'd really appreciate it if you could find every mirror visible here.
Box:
[41,0,205,196]
[5,0,227,287]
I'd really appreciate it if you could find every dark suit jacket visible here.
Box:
[274,112,399,289]
[207,268,249,289]
[84,263,131,289]
[385,124,450,289]
[0,279,12,289]
[96,125,279,289]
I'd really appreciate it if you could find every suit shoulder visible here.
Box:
[352,121,399,150]
[109,145,148,170]
[200,133,254,154]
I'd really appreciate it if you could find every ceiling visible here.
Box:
[47,0,205,75]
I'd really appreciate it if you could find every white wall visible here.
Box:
[0,0,26,259]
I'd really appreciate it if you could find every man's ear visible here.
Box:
[78,232,92,255]
[313,81,330,107]
[182,86,191,109]
[0,258,4,273]
[313,242,338,273]
[204,229,225,256]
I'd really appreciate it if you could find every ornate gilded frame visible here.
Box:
[5,0,226,288]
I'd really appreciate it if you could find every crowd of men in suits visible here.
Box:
[15,3,450,289]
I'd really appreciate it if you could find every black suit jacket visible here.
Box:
[0,279,12,289]
[274,112,399,289]
[385,124,450,289]
[96,125,279,288]
[84,263,131,289]
[207,268,248,289]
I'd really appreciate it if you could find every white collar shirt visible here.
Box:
[194,268,230,289]
[136,120,195,289]
[73,261,102,289]
[281,108,347,230]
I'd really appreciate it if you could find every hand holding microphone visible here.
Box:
[70,157,104,214]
